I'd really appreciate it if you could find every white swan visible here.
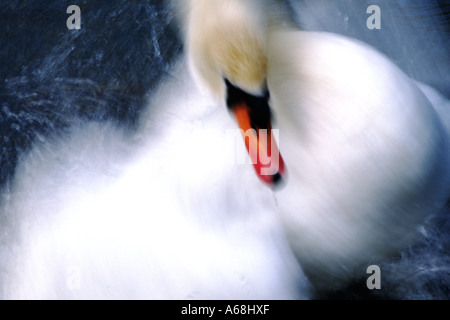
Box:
[1,0,448,300]
[0,69,307,299]
[1,1,308,300]
[181,0,450,293]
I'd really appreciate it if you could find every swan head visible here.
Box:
[180,0,287,187]
[182,0,269,97]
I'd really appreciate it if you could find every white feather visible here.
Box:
[182,0,450,293]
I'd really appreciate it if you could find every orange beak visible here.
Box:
[225,79,286,187]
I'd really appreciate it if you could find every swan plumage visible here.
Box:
[183,0,270,98]
[0,0,448,299]
[1,66,306,299]
[181,0,450,292]
[268,29,450,290]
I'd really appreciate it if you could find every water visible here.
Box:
[0,0,181,186]
[0,0,448,299]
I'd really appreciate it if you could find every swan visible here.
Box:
[0,0,448,300]
[1,0,309,300]
[180,0,450,294]
[0,64,306,299]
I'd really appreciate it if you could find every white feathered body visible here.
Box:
[181,0,450,292]
[0,64,306,299]
[1,0,449,299]
[267,29,450,290]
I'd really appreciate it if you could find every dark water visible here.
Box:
[0,0,449,299]
[0,0,182,187]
